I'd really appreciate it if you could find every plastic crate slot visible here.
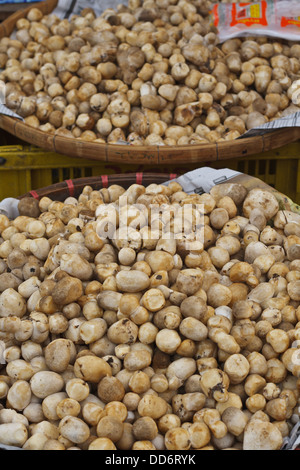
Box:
[84,168,93,177]
[237,161,246,173]
[248,160,256,176]
[269,159,277,175]
[62,168,71,181]
[263,160,276,187]
[73,168,82,179]
[259,159,266,176]
[51,169,59,184]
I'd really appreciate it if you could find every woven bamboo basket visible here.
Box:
[1,0,300,165]
[0,170,298,451]
[18,171,174,200]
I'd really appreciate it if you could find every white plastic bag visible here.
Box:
[212,0,300,42]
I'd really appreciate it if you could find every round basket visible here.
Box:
[1,0,300,165]
[19,172,175,200]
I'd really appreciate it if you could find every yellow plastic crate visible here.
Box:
[0,145,184,199]
[0,142,299,204]
[211,143,300,205]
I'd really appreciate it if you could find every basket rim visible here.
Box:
[2,113,300,165]
[18,172,176,200]
[1,0,300,164]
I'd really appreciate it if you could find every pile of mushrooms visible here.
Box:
[1,0,300,145]
[0,178,299,450]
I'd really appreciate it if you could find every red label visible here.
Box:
[281,16,300,27]
[101,175,109,188]
[212,4,219,27]
[65,179,75,197]
[230,1,268,27]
